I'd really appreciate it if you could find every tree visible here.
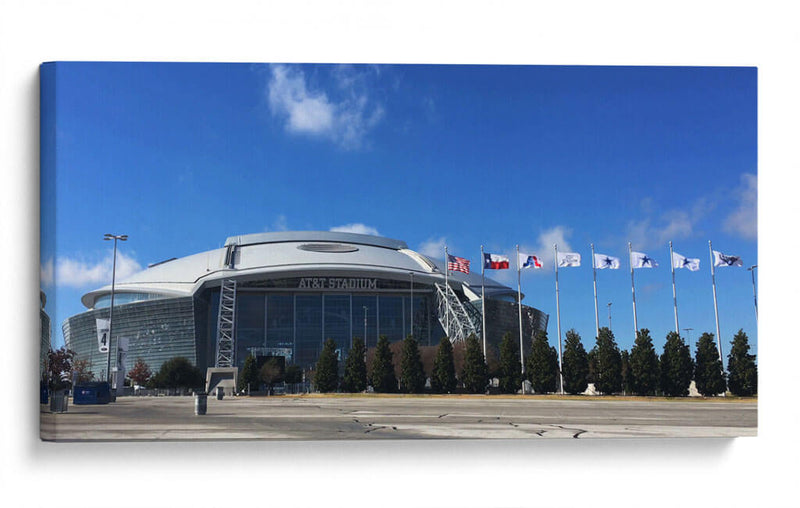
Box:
[562,329,589,395]
[620,350,631,395]
[151,357,204,390]
[526,330,558,394]
[629,328,660,396]
[498,332,522,394]
[370,335,397,393]
[238,354,261,393]
[342,337,367,392]
[660,332,694,397]
[47,347,75,391]
[284,365,303,384]
[431,336,457,394]
[727,329,757,396]
[399,335,426,393]
[314,338,339,393]
[461,334,489,394]
[694,333,726,396]
[72,358,95,384]
[590,327,622,395]
[260,357,285,392]
[127,358,152,387]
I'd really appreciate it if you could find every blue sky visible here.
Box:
[41,62,757,357]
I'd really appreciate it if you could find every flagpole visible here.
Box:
[669,241,680,334]
[516,245,525,394]
[591,243,600,339]
[481,245,487,358]
[709,240,723,364]
[445,245,450,338]
[629,242,638,339]
[554,244,564,394]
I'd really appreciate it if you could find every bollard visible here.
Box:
[216,386,224,400]
[195,392,207,415]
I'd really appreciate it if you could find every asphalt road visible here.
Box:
[40,395,757,441]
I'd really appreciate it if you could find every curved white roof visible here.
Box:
[82,231,517,308]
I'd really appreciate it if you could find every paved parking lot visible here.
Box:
[40,394,757,441]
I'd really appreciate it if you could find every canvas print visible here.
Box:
[39,62,757,441]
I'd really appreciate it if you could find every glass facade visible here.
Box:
[94,292,165,308]
[63,297,196,378]
[62,285,548,379]
[209,288,440,369]
[294,294,322,367]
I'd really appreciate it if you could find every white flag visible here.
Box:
[713,250,743,267]
[557,252,581,267]
[672,252,700,271]
[631,251,658,268]
[96,318,110,353]
[518,253,543,269]
[593,253,620,269]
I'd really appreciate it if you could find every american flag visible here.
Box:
[447,254,470,274]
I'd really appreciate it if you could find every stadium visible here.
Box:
[63,231,549,384]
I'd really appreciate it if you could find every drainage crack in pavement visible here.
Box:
[552,424,588,438]
[364,425,387,434]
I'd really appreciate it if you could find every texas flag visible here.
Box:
[483,252,510,269]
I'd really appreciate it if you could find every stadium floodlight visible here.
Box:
[103,233,128,392]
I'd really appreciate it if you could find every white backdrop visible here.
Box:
[2,1,797,507]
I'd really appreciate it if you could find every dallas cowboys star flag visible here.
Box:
[590,246,621,338]
[672,252,700,271]
[631,251,658,268]
[593,253,620,269]
[713,250,743,267]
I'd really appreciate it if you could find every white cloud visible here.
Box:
[264,214,289,232]
[417,237,447,259]
[625,200,709,251]
[50,251,142,289]
[267,64,384,149]
[723,173,757,240]
[521,226,575,270]
[40,258,54,287]
[330,223,380,236]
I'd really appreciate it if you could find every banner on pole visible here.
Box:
[96,318,110,353]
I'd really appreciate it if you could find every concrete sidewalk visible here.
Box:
[40,394,757,441]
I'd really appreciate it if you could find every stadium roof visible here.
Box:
[81,231,517,308]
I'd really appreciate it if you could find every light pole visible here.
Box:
[363,305,368,348]
[607,302,612,332]
[409,272,414,338]
[683,328,693,343]
[103,233,127,390]
[747,265,758,322]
